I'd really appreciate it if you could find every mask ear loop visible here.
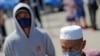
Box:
[78,42,85,56]
[73,42,84,56]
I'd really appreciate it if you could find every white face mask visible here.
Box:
[63,52,81,56]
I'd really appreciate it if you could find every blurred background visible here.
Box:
[0,0,100,56]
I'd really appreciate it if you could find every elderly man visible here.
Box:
[60,25,100,56]
[3,3,55,56]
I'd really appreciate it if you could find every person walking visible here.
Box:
[75,0,88,29]
[87,0,98,30]
[3,3,55,56]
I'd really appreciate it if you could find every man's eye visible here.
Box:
[71,48,76,51]
[62,46,67,49]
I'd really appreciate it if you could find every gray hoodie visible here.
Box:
[3,3,55,56]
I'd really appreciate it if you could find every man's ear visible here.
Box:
[82,40,86,49]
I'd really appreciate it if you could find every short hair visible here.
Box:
[19,0,25,2]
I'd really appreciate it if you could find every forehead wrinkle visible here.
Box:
[61,40,82,48]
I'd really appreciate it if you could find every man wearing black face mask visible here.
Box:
[16,7,31,37]
[3,3,55,56]
[20,0,43,28]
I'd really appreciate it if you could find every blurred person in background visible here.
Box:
[0,7,7,42]
[60,25,100,56]
[30,0,43,28]
[3,3,55,56]
[38,0,44,9]
[66,0,76,25]
[75,0,89,29]
[87,0,98,30]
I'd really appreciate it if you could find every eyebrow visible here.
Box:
[67,43,81,48]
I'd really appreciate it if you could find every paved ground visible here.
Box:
[0,5,100,56]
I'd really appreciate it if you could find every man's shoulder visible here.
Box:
[35,28,51,39]
[83,49,100,56]
[5,31,17,43]
[35,27,47,34]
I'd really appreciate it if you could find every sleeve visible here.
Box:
[45,33,56,56]
[3,40,15,56]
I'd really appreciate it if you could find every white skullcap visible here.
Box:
[60,25,83,40]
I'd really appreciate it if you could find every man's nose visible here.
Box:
[21,14,27,18]
[66,48,70,52]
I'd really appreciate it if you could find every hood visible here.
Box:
[13,3,35,37]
